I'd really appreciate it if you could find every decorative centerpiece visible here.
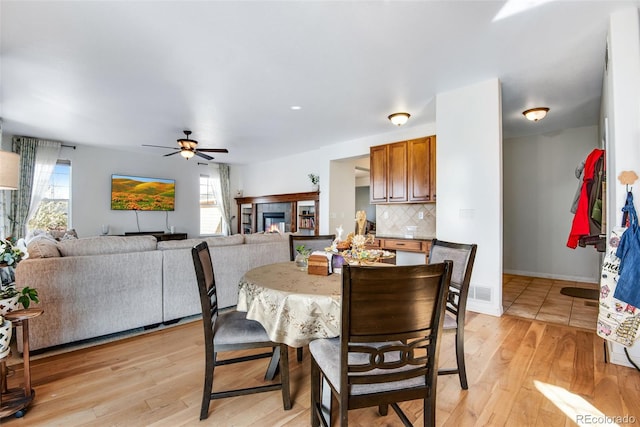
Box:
[328,232,394,265]
[0,237,39,315]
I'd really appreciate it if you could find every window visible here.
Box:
[27,161,71,233]
[200,174,223,235]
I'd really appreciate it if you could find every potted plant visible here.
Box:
[308,174,319,191]
[0,237,39,315]
[294,244,311,270]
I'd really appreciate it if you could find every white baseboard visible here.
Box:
[503,269,598,284]
[467,300,503,317]
[607,341,640,369]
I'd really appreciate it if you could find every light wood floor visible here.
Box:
[2,309,639,426]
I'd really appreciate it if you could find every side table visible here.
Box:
[0,308,43,419]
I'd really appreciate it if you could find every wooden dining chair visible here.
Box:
[288,233,335,361]
[309,262,453,426]
[288,233,336,261]
[428,239,477,390]
[191,241,292,420]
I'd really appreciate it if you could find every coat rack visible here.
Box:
[618,170,638,191]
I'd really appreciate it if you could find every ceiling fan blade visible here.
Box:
[197,148,229,153]
[142,144,177,149]
[163,151,181,157]
[195,151,214,161]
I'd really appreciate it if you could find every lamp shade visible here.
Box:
[0,151,20,190]
[180,149,195,159]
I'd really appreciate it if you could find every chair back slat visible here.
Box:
[340,262,452,388]
[288,234,336,260]
[192,242,218,338]
[428,240,477,316]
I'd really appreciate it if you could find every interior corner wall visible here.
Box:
[602,7,640,368]
[435,78,503,317]
[503,126,601,283]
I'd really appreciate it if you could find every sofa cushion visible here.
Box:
[244,232,289,244]
[57,235,157,257]
[26,236,61,258]
[157,234,244,250]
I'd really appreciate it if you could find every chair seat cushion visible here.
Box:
[309,338,426,395]
[214,310,273,346]
[442,312,457,330]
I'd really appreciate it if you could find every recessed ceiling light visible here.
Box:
[290,106,302,110]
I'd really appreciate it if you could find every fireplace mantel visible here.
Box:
[235,191,319,235]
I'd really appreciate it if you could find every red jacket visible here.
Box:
[567,148,605,248]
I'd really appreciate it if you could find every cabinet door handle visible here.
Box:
[396,243,405,246]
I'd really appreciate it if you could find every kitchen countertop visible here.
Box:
[372,234,435,241]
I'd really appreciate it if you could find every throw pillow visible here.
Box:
[26,238,61,258]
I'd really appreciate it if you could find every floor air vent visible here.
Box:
[469,285,492,302]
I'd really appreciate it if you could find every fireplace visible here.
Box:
[263,212,285,233]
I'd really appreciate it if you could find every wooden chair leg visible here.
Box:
[455,330,468,390]
[310,358,321,427]
[200,354,215,420]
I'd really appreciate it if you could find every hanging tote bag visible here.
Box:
[597,193,640,347]
[614,192,640,307]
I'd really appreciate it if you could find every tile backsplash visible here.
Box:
[375,204,436,239]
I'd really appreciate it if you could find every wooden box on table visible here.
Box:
[308,254,331,276]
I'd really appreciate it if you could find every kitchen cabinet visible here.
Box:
[370,136,435,204]
[408,136,436,202]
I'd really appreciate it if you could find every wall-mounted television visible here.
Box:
[111,174,175,211]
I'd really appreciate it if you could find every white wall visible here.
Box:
[60,144,226,238]
[435,78,503,317]
[235,123,437,235]
[503,126,601,283]
[602,7,640,368]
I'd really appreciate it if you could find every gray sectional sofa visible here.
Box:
[14,232,290,351]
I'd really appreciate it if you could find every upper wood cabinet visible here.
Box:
[370,136,436,204]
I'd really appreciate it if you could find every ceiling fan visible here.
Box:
[142,130,229,160]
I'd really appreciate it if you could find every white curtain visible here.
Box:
[219,164,232,236]
[27,140,61,225]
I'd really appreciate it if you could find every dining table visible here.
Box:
[237,261,342,349]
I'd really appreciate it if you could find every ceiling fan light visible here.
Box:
[181,149,195,159]
[388,112,410,126]
[523,107,549,122]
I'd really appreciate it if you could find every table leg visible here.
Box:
[264,346,280,381]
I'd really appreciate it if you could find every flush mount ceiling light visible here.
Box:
[523,107,549,122]
[388,112,411,126]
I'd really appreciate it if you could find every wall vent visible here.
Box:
[469,285,492,302]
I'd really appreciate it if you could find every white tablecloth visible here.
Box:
[237,261,341,347]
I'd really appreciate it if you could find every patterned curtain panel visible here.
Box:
[219,163,232,236]
[9,136,61,239]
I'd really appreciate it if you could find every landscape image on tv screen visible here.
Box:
[111,174,175,211]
